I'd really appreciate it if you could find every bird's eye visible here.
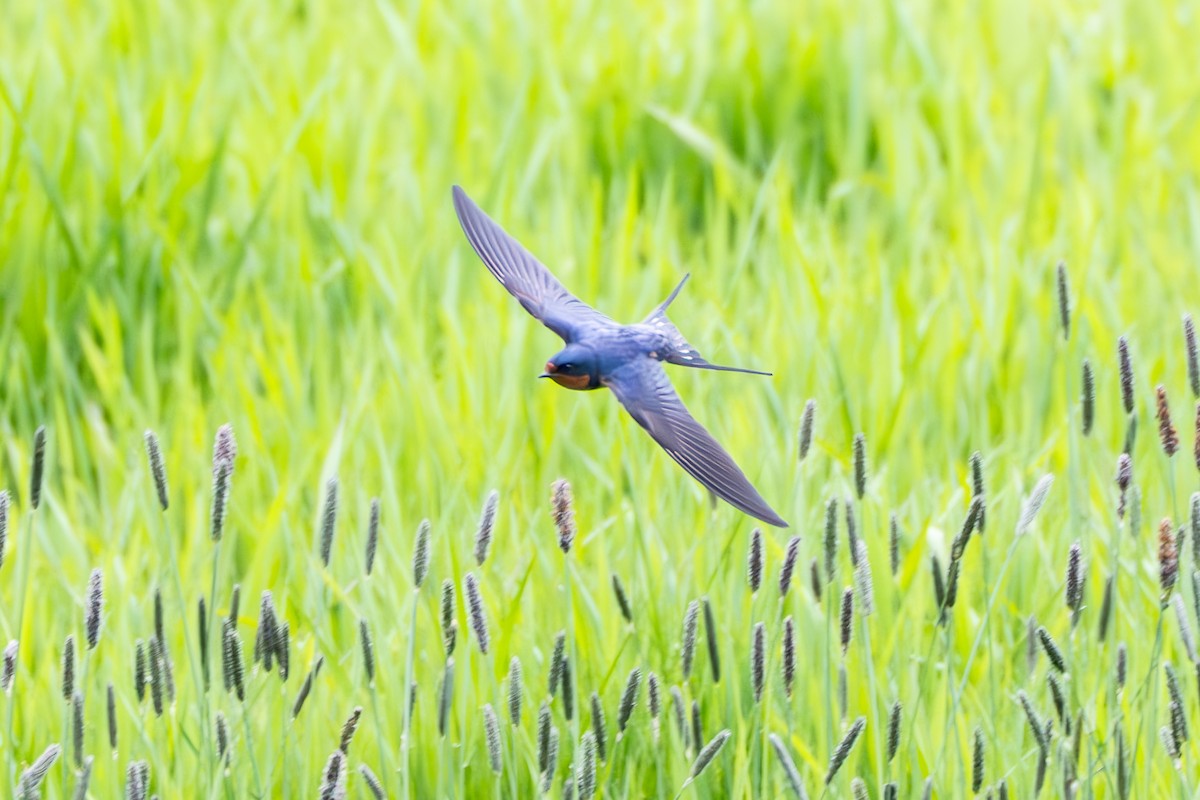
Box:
[560,363,573,373]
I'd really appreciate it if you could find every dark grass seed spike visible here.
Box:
[149,636,164,716]
[339,706,362,754]
[970,451,986,533]
[72,691,84,768]
[359,618,375,685]
[1055,261,1070,339]
[681,601,699,680]
[823,498,838,583]
[889,514,900,576]
[1116,643,1127,691]
[62,635,75,701]
[1081,360,1095,436]
[853,539,874,616]
[825,717,866,784]
[688,729,731,782]
[221,620,244,702]
[537,701,552,775]
[276,620,289,682]
[751,623,766,702]
[441,579,456,656]
[107,682,117,752]
[1157,386,1180,457]
[227,584,240,626]
[210,458,230,542]
[1194,403,1200,474]
[1065,541,1083,625]
[319,749,346,800]
[483,704,502,774]
[1160,726,1181,761]
[590,692,608,763]
[318,477,338,568]
[853,433,868,499]
[474,490,499,567]
[669,687,688,750]
[845,500,859,567]
[291,655,323,719]
[365,497,381,576]
[691,700,703,755]
[508,656,522,726]
[617,667,641,734]
[779,536,801,598]
[135,639,147,702]
[464,572,489,655]
[359,765,385,800]
[1186,314,1200,398]
[552,478,575,554]
[577,731,597,800]
[154,589,164,650]
[1037,626,1066,673]
[768,733,808,799]
[73,755,94,800]
[839,586,854,655]
[561,655,575,721]
[144,430,169,511]
[85,568,103,649]
[1118,335,1135,415]
[1160,518,1179,602]
[702,597,720,683]
[944,558,961,611]
[413,519,431,589]
[648,672,661,740]
[782,616,796,698]
[30,426,46,510]
[851,778,868,800]
[1047,672,1066,723]
[931,556,946,622]
[0,490,7,569]
[549,631,566,697]
[810,558,822,604]
[747,528,763,593]
[198,598,209,691]
[1169,700,1188,748]
[886,701,901,762]
[18,743,59,798]
[612,574,633,624]
[798,400,816,462]
[542,725,559,793]
[438,657,455,737]
[1172,594,1197,662]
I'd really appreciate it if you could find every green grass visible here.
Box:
[3,0,1200,796]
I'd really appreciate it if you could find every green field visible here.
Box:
[3,0,1200,796]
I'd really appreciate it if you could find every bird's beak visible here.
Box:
[539,362,556,379]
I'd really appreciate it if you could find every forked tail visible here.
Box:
[643,274,772,376]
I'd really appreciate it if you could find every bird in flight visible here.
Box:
[452,186,787,528]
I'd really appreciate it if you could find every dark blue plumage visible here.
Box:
[452,185,787,528]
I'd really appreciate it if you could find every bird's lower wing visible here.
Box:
[452,186,616,342]
[604,359,788,528]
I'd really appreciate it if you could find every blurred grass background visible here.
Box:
[3,0,1200,796]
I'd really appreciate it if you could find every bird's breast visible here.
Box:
[548,373,596,391]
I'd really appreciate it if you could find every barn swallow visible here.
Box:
[452,186,788,528]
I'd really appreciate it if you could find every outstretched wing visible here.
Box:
[452,186,616,342]
[604,358,788,528]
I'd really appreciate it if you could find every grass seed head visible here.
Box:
[359,618,375,684]
[1116,643,1127,691]
[560,655,575,721]
[1187,314,1200,398]
[782,616,796,698]
[845,500,859,566]
[780,536,801,597]
[889,513,901,575]
[135,639,147,702]
[810,558,823,604]
[338,706,363,754]
[931,555,946,621]
[1047,672,1066,723]
[768,733,807,799]
[823,498,839,582]
[577,731,597,800]
[1116,454,1133,519]
[358,765,385,800]
[681,601,699,680]
[1037,626,1066,673]
[438,657,455,737]
[221,620,244,702]
[143,430,169,510]
[365,498,380,576]
[1157,385,1180,457]
[106,683,116,752]
[30,426,46,510]
[18,744,59,799]
[71,691,84,768]
[552,478,576,554]
[537,701,552,775]
[970,451,986,533]
[74,755,94,800]
[690,729,731,780]
[317,477,339,567]
[1194,402,1200,473]
[1169,699,1188,748]
[852,778,868,800]
[1173,594,1197,662]
[464,572,489,655]
[854,538,875,616]
[1081,360,1095,435]
[412,519,431,589]
[147,637,165,716]
[549,631,567,697]
[751,623,765,702]
[0,490,7,569]
[483,704,503,774]
[886,701,901,762]
[825,718,865,784]
[798,400,816,461]
[441,579,456,655]
[702,597,720,683]
[1118,336,1135,415]
[210,457,230,542]
[839,586,854,655]
[972,726,985,793]
[85,568,104,649]
[853,433,868,499]
[1056,261,1070,338]
[318,749,347,800]
[617,666,642,733]
[747,528,763,593]
[1065,541,1084,618]
[1098,574,1114,642]
[215,711,229,762]
[1160,518,1179,602]
[590,692,608,763]
[474,490,499,567]
[197,597,209,691]
[612,573,633,624]
[508,656,523,726]
[62,635,75,701]
[691,700,704,754]
[669,687,688,749]
[647,671,661,728]
[1160,725,1181,762]
[291,655,323,719]
[1017,474,1055,536]
[276,619,290,682]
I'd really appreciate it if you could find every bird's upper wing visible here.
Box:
[452,186,616,342]
[604,358,788,527]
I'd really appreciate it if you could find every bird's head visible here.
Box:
[540,345,598,390]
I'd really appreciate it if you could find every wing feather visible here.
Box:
[605,359,788,527]
[452,186,615,342]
